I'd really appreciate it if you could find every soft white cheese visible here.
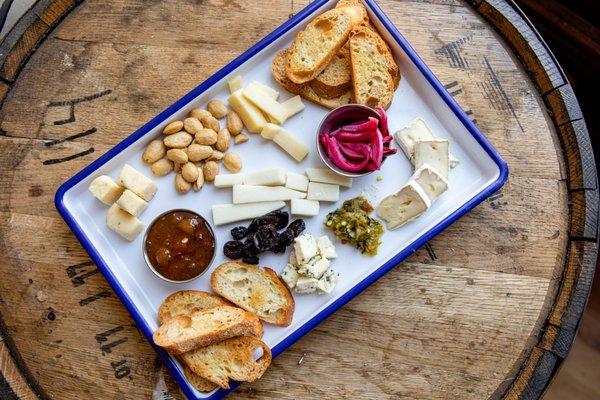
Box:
[243,168,286,186]
[298,256,330,279]
[212,201,285,225]
[293,233,318,264]
[414,139,449,178]
[89,175,125,205]
[232,185,306,204]
[317,268,340,294]
[214,173,245,188]
[307,182,339,202]
[411,163,448,201]
[290,198,320,216]
[115,189,148,217]
[394,118,459,168]
[317,235,337,259]
[106,203,143,241]
[280,263,299,290]
[376,180,432,230]
[118,164,157,202]
[285,171,309,192]
[289,249,298,268]
[295,276,319,294]
[305,168,352,187]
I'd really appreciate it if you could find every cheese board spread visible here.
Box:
[55,0,508,398]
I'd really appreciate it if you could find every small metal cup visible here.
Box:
[316,104,389,178]
[142,209,216,284]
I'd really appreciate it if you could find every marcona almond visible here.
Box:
[182,162,200,183]
[195,128,217,145]
[234,134,249,144]
[201,115,220,132]
[183,117,203,135]
[215,129,231,152]
[163,131,193,148]
[226,111,243,135]
[142,140,166,163]
[187,143,213,162]
[203,161,219,182]
[189,108,212,120]
[166,148,188,164]
[193,166,204,191]
[150,159,173,176]
[173,162,182,173]
[223,152,242,172]
[209,150,224,161]
[207,99,228,119]
[175,173,191,193]
[163,120,183,135]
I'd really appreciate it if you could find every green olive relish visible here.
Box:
[324,196,384,256]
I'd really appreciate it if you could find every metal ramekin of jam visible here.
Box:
[143,209,216,283]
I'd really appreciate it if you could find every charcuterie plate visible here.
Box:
[55,0,508,398]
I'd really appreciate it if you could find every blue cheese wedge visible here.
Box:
[412,164,448,201]
[414,139,449,178]
[298,256,330,279]
[317,236,337,259]
[394,118,459,168]
[295,276,319,294]
[377,180,432,230]
[289,249,298,268]
[317,268,340,294]
[293,233,318,264]
[280,263,299,290]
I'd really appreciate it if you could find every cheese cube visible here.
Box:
[305,168,352,187]
[116,189,148,217]
[106,203,144,241]
[394,118,459,168]
[298,256,330,279]
[232,185,306,204]
[317,236,337,259]
[293,233,318,264]
[228,75,243,93]
[118,164,157,201]
[281,95,304,119]
[289,249,298,268]
[280,263,299,289]
[291,198,319,216]
[295,276,318,294]
[377,180,432,230]
[89,175,125,205]
[307,182,339,202]
[243,83,287,124]
[251,81,279,100]
[414,139,449,178]
[228,89,267,133]
[285,171,309,191]
[214,173,245,188]
[411,164,448,201]
[317,268,340,294]
[272,128,309,162]
[212,201,285,225]
[243,168,286,186]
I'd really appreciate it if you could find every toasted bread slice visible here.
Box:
[349,25,400,108]
[286,3,367,84]
[153,305,263,355]
[211,262,295,326]
[181,336,272,390]
[158,290,231,325]
[184,366,218,393]
[311,42,352,99]
[272,49,353,109]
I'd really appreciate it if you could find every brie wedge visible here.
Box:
[377,180,432,230]
[414,139,450,178]
[394,118,459,168]
[411,164,448,201]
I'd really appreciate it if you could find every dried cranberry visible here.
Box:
[288,219,306,237]
[230,226,248,240]
[255,224,278,251]
[223,240,243,259]
[242,256,259,264]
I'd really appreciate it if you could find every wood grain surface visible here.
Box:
[0,0,596,399]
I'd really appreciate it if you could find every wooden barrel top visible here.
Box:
[0,0,597,399]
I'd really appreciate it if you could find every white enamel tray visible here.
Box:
[55,0,508,398]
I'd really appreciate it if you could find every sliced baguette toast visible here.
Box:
[158,290,231,325]
[285,3,367,84]
[272,49,353,109]
[349,25,400,108]
[181,336,272,390]
[184,366,218,393]
[211,262,295,326]
[153,305,263,355]
[311,42,352,99]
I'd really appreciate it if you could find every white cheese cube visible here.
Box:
[295,276,318,294]
[377,180,432,230]
[281,95,304,119]
[228,75,243,93]
[212,201,285,225]
[291,198,319,216]
[293,233,318,264]
[411,163,448,201]
[106,203,144,241]
[89,175,125,205]
[394,118,458,169]
[232,185,306,204]
[243,168,286,186]
[307,182,339,202]
[280,263,299,290]
[317,268,339,294]
[260,123,280,140]
[289,249,298,268]
[317,236,337,259]
[214,173,245,188]
[305,168,352,187]
[285,171,309,192]
[228,89,267,133]
[272,128,309,162]
[118,164,157,201]
[298,256,330,279]
[115,189,148,217]
[251,81,279,100]
[243,83,287,124]
[414,139,449,178]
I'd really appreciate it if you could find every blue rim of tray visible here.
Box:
[54,0,509,398]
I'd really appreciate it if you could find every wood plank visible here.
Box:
[556,119,597,190]
[0,341,38,400]
[570,190,599,240]
[35,0,77,27]
[0,18,50,82]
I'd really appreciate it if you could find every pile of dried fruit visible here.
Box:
[223,211,306,264]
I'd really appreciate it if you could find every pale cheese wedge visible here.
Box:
[228,75,243,94]
[290,198,319,216]
[394,118,459,168]
[232,185,306,204]
[116,189,148,217]
[89,175,125,205]
[307,182,339,202]
[272,128,309,162]
[214,173,245,188]
[212,201,285,225]
[106,203,144,241]
[228,89,267,133]
[377,180,431,230]
[251,81,279,100]
[305,168,352,187]
[242,83,287,124]
[243,168,286,186]
[414,139,449,179]
[118,164,157,201]
[411,164,448,201]
[281,95,304,119]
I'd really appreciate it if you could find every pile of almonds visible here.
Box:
[142,99,248,194]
